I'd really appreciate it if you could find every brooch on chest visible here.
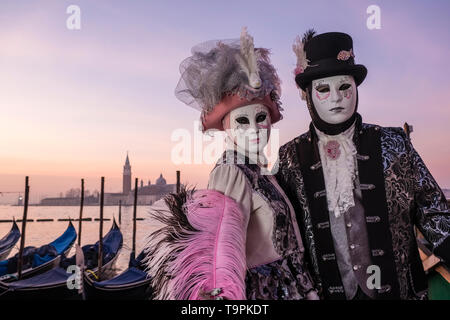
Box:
[324,140,341,160]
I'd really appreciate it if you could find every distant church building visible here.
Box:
[104,153,176,206]
[134,173,175,201]
[123,153,132,195]
[40,153,177,206]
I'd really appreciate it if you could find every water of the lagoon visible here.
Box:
[0,205,159,273]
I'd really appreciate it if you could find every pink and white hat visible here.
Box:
[175,28,283,132]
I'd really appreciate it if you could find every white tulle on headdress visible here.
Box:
[175,27,282,118]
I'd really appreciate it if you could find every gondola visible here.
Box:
[0,220,123,300]
[82,250,152,300]
[0,221,76,283]
[82,219,129,299]
[0,220,21,261]
[83,177,152,300]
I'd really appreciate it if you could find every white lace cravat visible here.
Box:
[315,123,357,218]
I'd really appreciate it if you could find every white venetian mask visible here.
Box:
[311,75,357,124]
[222,104,271,155]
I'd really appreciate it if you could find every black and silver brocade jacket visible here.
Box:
[276,114,450,300]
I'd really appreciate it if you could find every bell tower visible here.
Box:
[123,152,132,195]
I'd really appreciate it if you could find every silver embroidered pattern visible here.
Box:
[278,123,450,299]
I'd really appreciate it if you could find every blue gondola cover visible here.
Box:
[0,221,20,255]
[93,267,148,288]
[0,223,76,277]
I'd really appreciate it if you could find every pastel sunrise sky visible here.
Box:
[1,0,449,203]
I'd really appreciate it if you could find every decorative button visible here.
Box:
[310,161,322,170]
[366,216,381,223]
[322,253,336,261]
[372,249,385,257]
[350,244,356,250]
[346,222,352,228]
[356,154,370,161]
[317,221,330,229]
[360,184,376,190]
[314,190,326,199]
[328,286,344,294]
[353,265,360,271]
[378,285,391,293]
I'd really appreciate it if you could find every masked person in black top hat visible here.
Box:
[275,30,450,300]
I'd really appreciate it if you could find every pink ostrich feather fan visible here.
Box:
[142,188,247,300]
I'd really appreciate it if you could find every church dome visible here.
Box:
[156,173,166,185]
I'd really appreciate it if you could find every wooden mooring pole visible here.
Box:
[17,176,30,280]
[118,200,122,225]
[132,178,138,255]
[97,177,105,280]
[77,178,84,246]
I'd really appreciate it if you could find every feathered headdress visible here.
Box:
[175,27,282,131]
[235,27,261,89]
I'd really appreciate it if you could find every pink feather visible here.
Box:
[143,189,247,300]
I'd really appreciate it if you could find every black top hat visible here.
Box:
[295,32,367,90]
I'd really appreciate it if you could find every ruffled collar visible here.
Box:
[314,121,357,217]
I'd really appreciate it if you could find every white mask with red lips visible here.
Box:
[222,104,271,160]
[311,75,357,125]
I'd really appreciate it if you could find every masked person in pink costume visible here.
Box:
[143,28,319,300]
